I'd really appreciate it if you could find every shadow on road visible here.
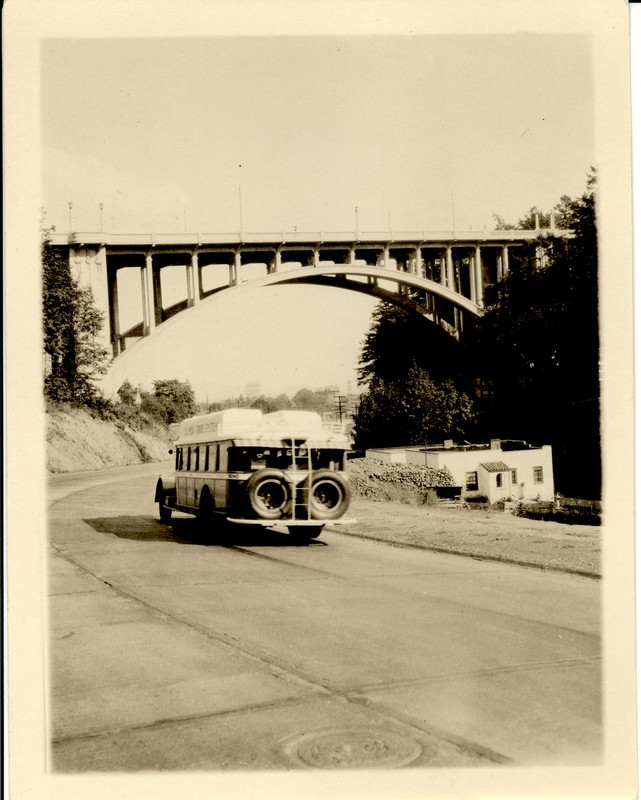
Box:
[82,515,327,548]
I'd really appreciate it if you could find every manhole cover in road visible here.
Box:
[280,728,423,769]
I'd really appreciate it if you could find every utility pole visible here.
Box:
[334,394,347,423]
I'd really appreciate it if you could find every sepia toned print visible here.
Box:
[6,1,636,798]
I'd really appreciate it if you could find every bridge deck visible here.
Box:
[52,228,568,249]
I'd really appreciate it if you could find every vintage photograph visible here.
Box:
[5,1,636,797]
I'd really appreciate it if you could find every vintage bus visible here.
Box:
[155,408,352,538]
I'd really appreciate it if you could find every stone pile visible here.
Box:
[347,457,454,500]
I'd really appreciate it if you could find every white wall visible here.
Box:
[366,448,408,463]
[402,444,555,501]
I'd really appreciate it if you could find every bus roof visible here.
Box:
[174,408,349,447]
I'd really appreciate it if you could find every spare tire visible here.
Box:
[246,469,290,520]
[308,470,351,521]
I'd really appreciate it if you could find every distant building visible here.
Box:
[365,439,555,503]
[245,382,261,401]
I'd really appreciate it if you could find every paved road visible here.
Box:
[48,463,601,772]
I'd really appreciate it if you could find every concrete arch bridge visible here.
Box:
[52,227,566,359]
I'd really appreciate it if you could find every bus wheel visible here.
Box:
[246,469,290,520]
[196,488,214,531]
[288,526,323,540]
[308,471,351,521]
[158,500,173,524]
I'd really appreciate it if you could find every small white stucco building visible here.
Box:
[366,439,555,503]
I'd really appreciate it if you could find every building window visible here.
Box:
[465,471,478,491]
[511,468,517,485]
[533,466,544,484]
[496,473,503,488]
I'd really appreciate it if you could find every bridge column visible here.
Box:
[446,245,455,289]
[187,252,200,305]
[502,244,510,278]
[107,265,121,357]
[230,252,240,286]
[474,246,484,308]
[468,249,476,306]
[152,262,164,325]
[142,253,156,333]
[270,250,281,274]
[184,259,193,307]
[414,247,423,278]
[535,242,548,269]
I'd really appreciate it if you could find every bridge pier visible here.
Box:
[230,252,240,286]
[474,246,484,308]
[187,253,200,306]
[107,263,122,356]
[270,249,282,274]
[446,245,455,290]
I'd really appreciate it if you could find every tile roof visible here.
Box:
[480,461,511,472]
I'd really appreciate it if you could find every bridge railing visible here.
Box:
[51,227,569,248]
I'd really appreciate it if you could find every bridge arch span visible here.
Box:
[114,262,482,355]
[56,228,568,359]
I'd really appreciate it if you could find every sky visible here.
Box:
[41,34,595,400]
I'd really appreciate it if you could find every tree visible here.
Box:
[357,303,464,386]
[492,207,552,231]
[116,380,138,406]
[353,364,475,451]
[141,379,197,424]
[353,302,475,450]
[469,169,600,496]
[42,227,109,405]
[292,387,335,415]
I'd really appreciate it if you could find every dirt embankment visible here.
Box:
[47,406,171,473]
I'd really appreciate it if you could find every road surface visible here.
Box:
[48,463,601,771]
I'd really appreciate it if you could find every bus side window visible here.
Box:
[194,446,200,472]
[218,444,228,471]
[186,447,192,471]
[207,444,219,471]
[204,445,209,472]
[228,448,249,471]
[175,448,180,471]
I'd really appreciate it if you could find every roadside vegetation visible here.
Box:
[352,170,600,500]
[42,171,599,498]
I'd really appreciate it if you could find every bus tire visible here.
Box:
[246,469,290,520]
[308,470,351,521]
[158,500,173,524]
[155,479,174,523]
[196,487,215,531]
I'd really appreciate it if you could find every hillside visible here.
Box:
[47,405,171,473]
